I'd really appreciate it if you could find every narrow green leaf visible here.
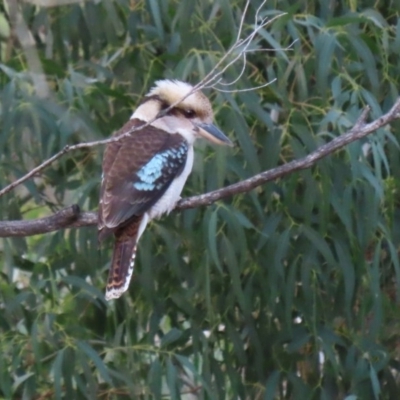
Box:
[264,370,280,400]
[369,364,381,399]
[76,341,112,384]
[348,37,379,91]
[166,358,179,400]
[52,350,64,400]
[385,238,400,301]
[361,9,388,28]
[334,240,355,319]
[161,328,183,347]
[148,0,164,39]
[223,235,247,312]
[315,31,337,95]
[208,209,222,273]
[12,372,35,396]
[62,276,106,304]
[301,226,336,268]
[175,355,212,396]
[148,359,162,399]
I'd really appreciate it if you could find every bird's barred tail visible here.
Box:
[105,217,142,301]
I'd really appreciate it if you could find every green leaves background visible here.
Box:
[1,0,400,398]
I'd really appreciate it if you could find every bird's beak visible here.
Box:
[195,123,233,146]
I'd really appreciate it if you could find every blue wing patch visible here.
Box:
[133,143,188,191]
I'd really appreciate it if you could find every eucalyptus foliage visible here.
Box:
[1,0,400,399]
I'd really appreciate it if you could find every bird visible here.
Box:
[98,79,232,300]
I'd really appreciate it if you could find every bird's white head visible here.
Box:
[132,79,232,146]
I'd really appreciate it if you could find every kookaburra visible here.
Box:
[98,80,232,300]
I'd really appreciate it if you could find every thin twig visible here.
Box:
[217,53,248,87]
[236,0,250,42]
[213,78,277,93]
[205,12,286,91]
[2,99,400,238]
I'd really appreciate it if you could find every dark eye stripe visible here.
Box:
[158,102,196,119]
[160,101,169,111]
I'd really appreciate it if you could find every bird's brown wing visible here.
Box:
[98,119,188,240]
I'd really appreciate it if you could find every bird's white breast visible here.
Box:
[147,146,194,220]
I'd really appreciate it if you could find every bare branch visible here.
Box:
[2,99,400,238]
[0,205,82,237]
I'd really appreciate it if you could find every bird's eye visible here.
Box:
[183,109,195,118]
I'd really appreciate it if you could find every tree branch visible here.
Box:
[0,205,82,237]
[2,99,400,238]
